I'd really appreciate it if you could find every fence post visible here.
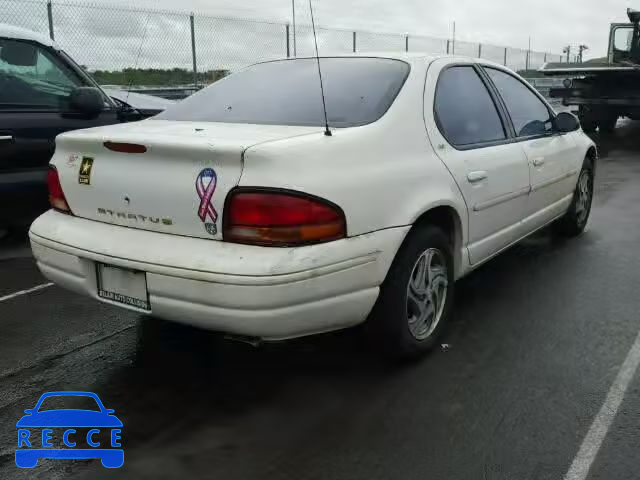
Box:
[405,34,409,52]
[503,47,507,66]
[478,43,482,58]
[352,31,356,53]
[544,53,547,63]
[286,24,290,58]
[446,40,450,54]
[47,0,55,41]
[190,13,197,89]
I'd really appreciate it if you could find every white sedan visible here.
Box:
[30,54,596,359]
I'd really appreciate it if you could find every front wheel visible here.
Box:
[366,225,454,360]
[554,158,594,237]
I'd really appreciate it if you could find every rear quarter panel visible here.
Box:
[239,59,468,245]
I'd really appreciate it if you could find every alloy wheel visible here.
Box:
[406,248,449,340]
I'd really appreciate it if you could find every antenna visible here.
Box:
[124,13,152,106]
[308,0,332,137]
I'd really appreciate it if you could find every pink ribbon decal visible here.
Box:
[196,168,218,223]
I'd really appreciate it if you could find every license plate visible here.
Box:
[96,263,150,311]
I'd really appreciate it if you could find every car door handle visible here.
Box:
[0,135,13,142]
[532,157,545,167]
[467,171,488,183]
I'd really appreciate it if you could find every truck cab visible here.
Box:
[541,9,640,134]
[608,10,640,64]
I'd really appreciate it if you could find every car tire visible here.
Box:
[365,225,454,360]
[14,451,38,468]
[554,157,594,237]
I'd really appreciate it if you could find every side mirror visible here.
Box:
[68,87,104,117]
[555,112,580,133]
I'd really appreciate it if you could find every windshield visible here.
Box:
[156,57,410,127]
[37,395,102,412]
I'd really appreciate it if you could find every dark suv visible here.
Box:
[0,24,164,230]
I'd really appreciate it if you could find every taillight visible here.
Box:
[224,190,346,246]
[47,166,72,214]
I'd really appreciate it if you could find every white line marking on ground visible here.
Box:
[0,283,54,303]
[564,329,640,480]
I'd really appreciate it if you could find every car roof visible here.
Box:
[264,52,508,69]
[0,23,58,49]
[38,391,100,400]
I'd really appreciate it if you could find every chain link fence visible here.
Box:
[1,0,564,89]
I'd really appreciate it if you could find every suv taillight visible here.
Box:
[47,166,72,214]
[224,190,346,246]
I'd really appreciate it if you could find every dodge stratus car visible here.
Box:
[29,54,596,359]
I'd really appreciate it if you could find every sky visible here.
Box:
[4,0,640,72]
[103,0,640,58]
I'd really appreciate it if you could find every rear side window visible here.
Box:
[485,68,553,137]
[156,58,410,128]
[434,66,506,147]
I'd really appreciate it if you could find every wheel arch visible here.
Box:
[586,145,598,172]
[408,204,465,279]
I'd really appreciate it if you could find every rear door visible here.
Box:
[0,37,118,225]
[482,66,580,230]
[424,60,531,265]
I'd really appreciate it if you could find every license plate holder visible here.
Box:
[96,263,150,311]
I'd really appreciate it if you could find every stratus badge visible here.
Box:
[78,157,94,185]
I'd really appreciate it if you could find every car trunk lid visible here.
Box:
[52,120,321,240]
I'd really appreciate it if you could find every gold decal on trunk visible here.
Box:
[78,157,94,185]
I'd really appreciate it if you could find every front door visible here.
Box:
[483,67,580,230]
[424,60,531,265]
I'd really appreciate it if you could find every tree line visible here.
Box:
[89,68,230,86]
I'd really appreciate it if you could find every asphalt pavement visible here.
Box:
[2,123,640,480]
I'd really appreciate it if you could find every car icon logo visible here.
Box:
[15,391,123,468]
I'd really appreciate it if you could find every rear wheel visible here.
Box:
[554,158,594,237]
[366,225,454,360]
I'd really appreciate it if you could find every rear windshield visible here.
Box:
[155,58,410,128]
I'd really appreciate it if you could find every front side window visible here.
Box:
[156,57,410,128]
[0,38,83,109]
[434,66,506,147]
[485,68,553,137]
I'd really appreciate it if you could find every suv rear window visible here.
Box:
[156,58,410,128]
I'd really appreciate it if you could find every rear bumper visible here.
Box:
[30,211,408,340]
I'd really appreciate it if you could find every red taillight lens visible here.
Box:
[224,190,346,246]
[47,166,72,214]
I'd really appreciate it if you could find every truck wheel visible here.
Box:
[598,116,617,134]
[366,225,454,360]
[578,107,597,134]
[554,158,594,237]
